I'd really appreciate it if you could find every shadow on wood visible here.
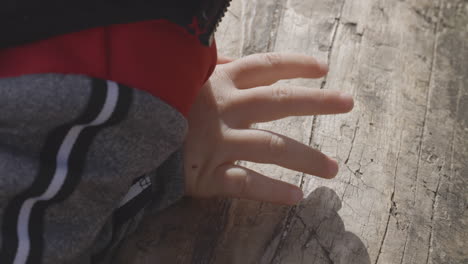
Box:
[116,187,370,264]
[271,187,371,264]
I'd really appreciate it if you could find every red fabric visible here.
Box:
[0,20,217,116]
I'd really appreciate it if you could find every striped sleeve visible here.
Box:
[0,75,187,264]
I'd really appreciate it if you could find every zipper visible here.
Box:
[198,0,232,46]
[207,0,232,37]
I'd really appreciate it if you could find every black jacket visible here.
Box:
[0,0,231,48]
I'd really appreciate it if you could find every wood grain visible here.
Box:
[117,0,467,263]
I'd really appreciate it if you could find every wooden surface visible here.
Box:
[117,0,467,263]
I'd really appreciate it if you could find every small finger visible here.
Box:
[226,129,339,179]
[214,164,304,205]
[229,87,353,126]
[224,53,328,89]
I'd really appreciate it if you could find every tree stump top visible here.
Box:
[118,1,468,263]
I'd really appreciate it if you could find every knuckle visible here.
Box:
[318,89,326,102]
[237,174,250,198]
[215,68,235,83]
[268,134,287,159]
[272,86,292,103]
[261,53,282,67]
[222,166,250,198]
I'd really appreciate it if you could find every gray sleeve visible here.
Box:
[0,74,188,264]
[149,149,186,213]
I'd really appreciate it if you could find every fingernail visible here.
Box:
[291,189,304,203]
[328,158,339,178]
[340,92,353,101]
[319,62,329,72]
[339,92,354,111]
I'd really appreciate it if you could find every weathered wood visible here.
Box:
[423,2,468,263]
[117,0,467,263]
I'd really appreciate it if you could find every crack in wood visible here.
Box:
[305,229,334,264]
[296,3,350,264]
[425,171,442,264]
[343,21,365,37]
[252,201,265,225]
[227,9,240,20]
[411,6,440,27]
[320,4,345,90]
[425,4,461,261]
[262,2,303,263]
[360,200,375,237]
[313,0,356,163]
[269,205,299,263]
[374,194,393,264]
[296,214,307,229]
[343,164,385,197]
[374,128,403,264]
[399,232,410,264]
[308,116,320,151]
[190,200,232,264]
[413,0,443,206]
[269,2,350,260]
[345,117,361,165]
[341,173,352,202]
[266,0,285,51]
[298,214,335,264]
[342,199,360,216]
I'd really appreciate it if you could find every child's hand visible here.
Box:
[184,53,353,205]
